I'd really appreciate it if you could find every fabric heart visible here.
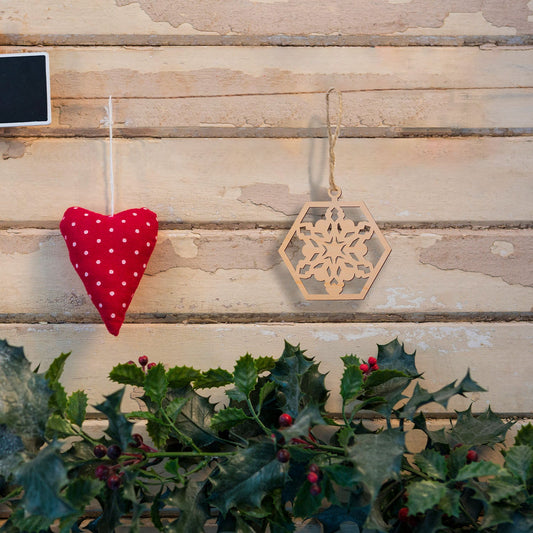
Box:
[60,206,158,336]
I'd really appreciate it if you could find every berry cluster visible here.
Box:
[127,354,156,372]
[93,434,156,490]
[307,464,322,496]
[359,356,379,376]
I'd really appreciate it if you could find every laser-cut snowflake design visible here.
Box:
[279,200,391,300]
[296,204,374,296]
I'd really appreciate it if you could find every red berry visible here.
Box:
[107,474,122,490]
[131,434,144,448]
[309,483,321,496]
[278,413,293,427]
[398,507,409,522]
[308,463,320,474]
[359,363,369,373]
[95,464,109,481]
[371,364,379,371]
[147,362,156,370]
[307,472,319,484]
[93,444,107,458]
[276,449,290,463]
[107,444,122,460]
[368,357,377,366]
[466,449,479,463]
[127,360,135,365]
[138,355,149,366]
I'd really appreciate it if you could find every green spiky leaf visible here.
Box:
[65,390,88,427]
[209,441,287,515]
[94,388,133,450]
[456,460,503,481]
[167,366,201,389]
[515,423,533,447]
[376,338,418,376]
[144,363,168,405]
[44,352,71,384]
[109,363,145,387]
[194,368,233,389]
[15,441,75,520]
[257,381,277,413]
[211,407,251,432]
[340,365,363,403]
[254,356,276,373]
[414,449,448,481]
[505,445,533,484]
[278,404,324,441]
[341,354,361,367]
[45,414,76,439]
[165,480,210,533]
[407,480,446,516]
[234,354,257,399]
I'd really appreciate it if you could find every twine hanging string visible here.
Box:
[103,96,115,216]
[326,88,343,199]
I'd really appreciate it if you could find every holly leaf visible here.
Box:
[211,408,251,432]
[440,489,461,518]
[293,480,324,518]
[44,351,71,384]
[167,366,201,389]
[0,339,51,452]
[515,423,533,447]
[15,441,75,520]
[482,473,523,503]
[407,480,446,515]
[300,362,329,408]
[59,477,102,533]
[376,338,418,376]
[504,445,533,484]
[340,365,363,404]
[450,406,514,447]
[48,381,68,415]
[234,354,257,399]
[348,428,405,498]
[0,424,24,478]
[94,388,133,450]
[270,342,315,417]
[144,363,168,405]
[254,356,276,373]
[194,368,233,389]
[341,354,361,367]
[456,460,503,481]
[165,480,210,533]
[66,390,88,427]
[146,418,171,449]
[45,414,77,439]
[173,390,218,448]
[414,449,448,481]
[165,397,189,421]
[109,363,145,387]
[209,441,287,515]
[497,511,533,532]
[278,404,324,441]
[362,375,411,418]
[257,381,277,413]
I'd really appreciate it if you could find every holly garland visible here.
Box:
[0,338,532,532]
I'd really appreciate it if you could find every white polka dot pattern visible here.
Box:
[60,206,158,336]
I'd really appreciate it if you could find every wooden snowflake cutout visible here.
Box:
[279,194,391,300]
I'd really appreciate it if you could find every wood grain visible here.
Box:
[1,137,532,225]
[1,0,532,45]
[3,90,533,138]
[3,322,531,414]
[0,229,531,317]
[1,46,532,101]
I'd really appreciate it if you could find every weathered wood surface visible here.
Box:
[1,138,532,225]
[3,90,533,138]
[1,0,532,45]
[3,322,531,414]
[2,46,533,100]
[0,229,531,317]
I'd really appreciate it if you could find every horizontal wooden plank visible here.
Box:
[2,323,532,414]
[1,47,533,104]
[0,229,531,317]
[3,90,533,138]
[1,137,532,224]
[1,1,532,45]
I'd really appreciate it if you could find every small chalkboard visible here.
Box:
[0,52,51,127]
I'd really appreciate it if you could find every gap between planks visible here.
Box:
[2,35,533,47]
[2,313,532,324]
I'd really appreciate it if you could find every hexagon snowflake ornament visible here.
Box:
[279,192,391,300]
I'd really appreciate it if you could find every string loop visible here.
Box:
[326,88,343,200]
[103,96,115,216]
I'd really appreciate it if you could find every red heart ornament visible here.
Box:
[60,207,158,336]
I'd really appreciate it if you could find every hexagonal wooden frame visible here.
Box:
[278,200,391,300]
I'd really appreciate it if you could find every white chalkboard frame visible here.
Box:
[0,52,51,128]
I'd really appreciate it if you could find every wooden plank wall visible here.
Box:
[1,2,532,424]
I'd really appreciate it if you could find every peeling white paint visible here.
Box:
[376,288,425,310]
[313,331,339,342]
[490,240,514,258]
[343,328,390,341]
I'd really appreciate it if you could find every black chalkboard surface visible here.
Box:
[0,52,51,127]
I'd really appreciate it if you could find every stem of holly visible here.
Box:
[146,451,236,459]
[161,408,202,453]
[246,397,271,435]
